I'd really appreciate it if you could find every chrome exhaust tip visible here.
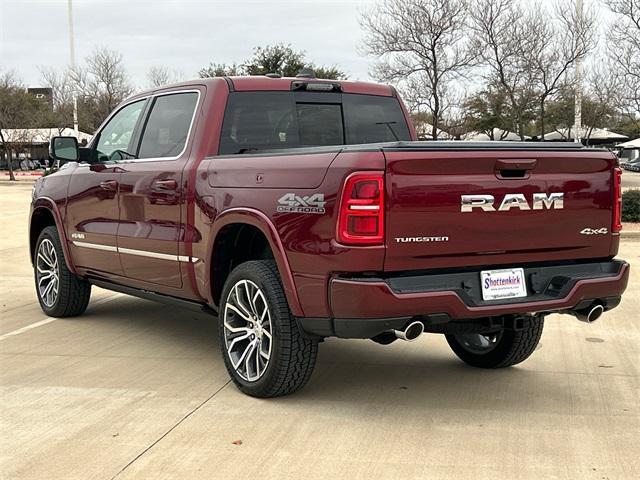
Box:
[393,321,424,342]
[573,303,605,323]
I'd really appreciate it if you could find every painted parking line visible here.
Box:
[0,293,123,341]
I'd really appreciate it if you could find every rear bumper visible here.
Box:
[298,259,629,338]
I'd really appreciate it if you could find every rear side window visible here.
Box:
[343,94,410,144]
[138,92,198,159]
[218,91,409,155]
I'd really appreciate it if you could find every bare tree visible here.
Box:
[360,0,475,139]
[529,1,596,138]
[147,66,184,88]
[470,0,541,139]
[39,67,76,132]
[582,63,620,144]
[605,0,640,124]
[77,47,133,130]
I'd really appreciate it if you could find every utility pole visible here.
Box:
[573,0,583,144]
[67,0,79,137]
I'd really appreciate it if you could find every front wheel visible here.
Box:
[34,226,91,317]
[218,260,318,398]
[445,315,544,368]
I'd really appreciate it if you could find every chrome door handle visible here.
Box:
[153,179,178,191]
[99,180,118,191]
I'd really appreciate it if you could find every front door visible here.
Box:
[66,99,147,276]
[117,90,200,288]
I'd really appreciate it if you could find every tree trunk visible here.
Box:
[539,99,546,141]
[7,147,15,181]
[432,89,440,140]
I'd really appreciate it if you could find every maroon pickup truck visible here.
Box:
[30,75,630,397]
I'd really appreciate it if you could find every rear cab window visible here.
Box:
[218,91,410,155]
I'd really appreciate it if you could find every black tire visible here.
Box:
[445,316,544,368]
[218,260,318,398]
[34,226,91,317]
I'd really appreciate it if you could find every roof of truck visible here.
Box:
[140,76,395,97]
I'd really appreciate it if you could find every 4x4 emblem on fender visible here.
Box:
[277,193,326,214]
[580,227,608,235]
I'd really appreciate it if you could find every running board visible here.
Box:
[88,278,216,315]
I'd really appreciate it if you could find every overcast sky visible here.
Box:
[0,0,378,88]
[1,0,612,90]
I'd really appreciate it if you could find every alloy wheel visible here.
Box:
[36,238,59,308]
[223,279,273,382]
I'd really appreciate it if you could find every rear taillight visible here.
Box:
[613,167,622,233]
[337,172,384,245]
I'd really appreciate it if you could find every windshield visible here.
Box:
[218,91,410,155]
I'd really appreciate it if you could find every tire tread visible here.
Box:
[220,260,317,397]
[36,226,91,317]
[446,316,544,369]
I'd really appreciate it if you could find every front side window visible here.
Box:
[138,92,198,159]
[94,100,145,162]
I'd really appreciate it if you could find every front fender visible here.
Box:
[206,208,304,317]
[30,197,76,274]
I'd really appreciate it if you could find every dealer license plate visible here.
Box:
[480,268,527,301]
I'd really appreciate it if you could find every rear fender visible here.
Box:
[207,208,304,317]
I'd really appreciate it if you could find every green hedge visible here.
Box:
[622,190,640,223]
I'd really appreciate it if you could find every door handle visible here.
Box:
[99,180,118,191]
[153,179,178,191]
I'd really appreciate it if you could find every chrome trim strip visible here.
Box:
[72,241,118,253]
[72,241,198,263]
[118,247,178,261]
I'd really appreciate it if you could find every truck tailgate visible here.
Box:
[383,148,617,272]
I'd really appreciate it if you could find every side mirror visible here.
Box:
[49,136,79,163]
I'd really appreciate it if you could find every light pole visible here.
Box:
[67,0,79,137]
[573,0,583,144]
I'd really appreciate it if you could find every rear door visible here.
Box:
[383,147,617,272]
[116,89,200,287]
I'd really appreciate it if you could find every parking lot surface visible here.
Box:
[1,180,639,480]
[622,169,640,189]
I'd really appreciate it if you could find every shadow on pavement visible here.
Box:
[79,295,575,415]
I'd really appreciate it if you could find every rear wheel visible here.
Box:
[34,226,91,317]
[445,315,544,368]
[218,260,318,397]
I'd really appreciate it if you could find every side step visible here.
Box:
[88,278,215,315]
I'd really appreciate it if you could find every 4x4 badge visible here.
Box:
[277,193,326,214]
[580,227,608,235]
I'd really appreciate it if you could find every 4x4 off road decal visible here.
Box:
[277,193,326,214]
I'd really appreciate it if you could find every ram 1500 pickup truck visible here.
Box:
[31,75,630,397]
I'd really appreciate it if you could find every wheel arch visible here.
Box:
[207,208,303,317]
[29,199,76,274]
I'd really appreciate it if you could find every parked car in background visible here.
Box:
[29,75,630,398]
[623,159,640,172]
